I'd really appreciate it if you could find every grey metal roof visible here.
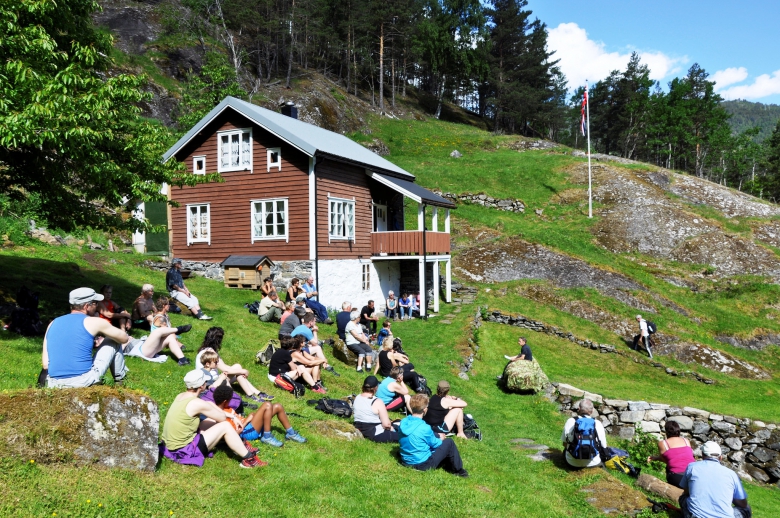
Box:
[221,255,274,268]
[163,96,414,179]
[368,172,456,209]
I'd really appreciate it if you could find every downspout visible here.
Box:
[422,202,427,319]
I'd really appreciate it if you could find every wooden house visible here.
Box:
[159,96,456,315]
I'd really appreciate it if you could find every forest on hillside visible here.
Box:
[722,100,780,142]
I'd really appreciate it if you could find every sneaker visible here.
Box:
[311,385,326,394]
[314,381,328,392]
[243,440,259,454]
[239,455,267,468]
[198,314,213,321]
[285,431,307,443]
[455,469,469,478]
[250,392,275,402]
[356,366,363,372]
[324,365,340,377]
[365,364,373,371]
[176,324,192,334]
[260,435,284,448]
[177,357,191,366]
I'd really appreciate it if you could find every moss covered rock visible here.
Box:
[0,386,159,471]
[503,358,550,393]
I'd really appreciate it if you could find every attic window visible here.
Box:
[217,128,252,173]
[267,148,281,172]
[193,156,206,175]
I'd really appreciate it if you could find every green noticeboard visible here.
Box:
[145,201,169,255]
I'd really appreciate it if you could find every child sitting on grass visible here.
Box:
[212,382,307,448]
[200,349,227,388]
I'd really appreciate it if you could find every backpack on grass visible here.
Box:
[309,398,353,418]
[245,301,260,315]
[567,416,601,460]
[274,374,306,398]
[463,414,482,441]
[603,447,640,478]
[646,320,657,334]
[255,341,278,365]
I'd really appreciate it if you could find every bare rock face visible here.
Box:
[0,387,159,471]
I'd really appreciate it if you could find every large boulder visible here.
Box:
[503,358,550,393]
[331,339,359,366]
[0,387,159,471]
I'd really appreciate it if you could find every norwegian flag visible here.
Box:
[580,85,588,136]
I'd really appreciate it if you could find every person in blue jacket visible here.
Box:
[397,393,468,477]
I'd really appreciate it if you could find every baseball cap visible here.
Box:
[69,287,104,305]
[437,380,450,391]
[701,441,722,457]
[363,375,379,388]
[171,258,183,265]
[183,369,207,389]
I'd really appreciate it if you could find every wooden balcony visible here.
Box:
[370,231,451,256]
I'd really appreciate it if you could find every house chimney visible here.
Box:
[280,101,298,119]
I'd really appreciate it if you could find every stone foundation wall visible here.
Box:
[551,383,780,484]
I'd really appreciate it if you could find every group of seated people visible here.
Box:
[267,333,337,394]
[257,276,333,326]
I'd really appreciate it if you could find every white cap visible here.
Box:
[183,370,207,389]
[701,441,722,457]
[69,287,104,305]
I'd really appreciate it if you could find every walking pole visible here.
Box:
[586,81,592,219]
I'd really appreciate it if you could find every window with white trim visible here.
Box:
[329,197,355,240]
[362,264,370,291]
[267,147,281,172]
[217,129,252,172]
[187,204,210,245]
[193,156,206,175]
[251,198,288,242]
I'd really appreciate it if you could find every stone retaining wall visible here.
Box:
[143,259,313,287]
[434,191,526,213]
[551,382,780,484]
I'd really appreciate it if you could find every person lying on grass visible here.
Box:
[196,327,274,403]
[159,370,265,468]
[398,394,468,477]
[353,375,399,443]
[212,382,307,448]
[376,366,412,413]
[422,380,469,439]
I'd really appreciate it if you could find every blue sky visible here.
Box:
[527,0,780,104]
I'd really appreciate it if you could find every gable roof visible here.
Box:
[164,96,414,179]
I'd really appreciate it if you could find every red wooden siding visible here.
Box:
[170,113,310,262]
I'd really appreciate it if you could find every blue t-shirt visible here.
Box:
[290,325,314,342]
[47,313,95,379]
[302,283,317,300]
[680,459,748,518]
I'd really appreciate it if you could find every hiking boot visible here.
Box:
[243,440,259,454]
[198,314,213,321]
[455,469,469,478]
[285,431,307,443]
[239,454,267,468]
[260,435,284,448]
[324,365,340,377]
[175,324,192,334]
[177,357,191,366]
[250,392,274,402]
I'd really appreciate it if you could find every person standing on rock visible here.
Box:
[678,441,750,518]
[166,258,213,320]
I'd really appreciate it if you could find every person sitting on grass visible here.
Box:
[562,398,607,469]
[376,319,393,348]
[346,309,375,372]
[258,290,285,323]
[131,284,155,331]
[360,300,380,335]
[302,276,333,324]
[151,296,192,366]
[199,349,226,388]
[290,336,327,394]
[376,366,412,413]
[291,321,340,377]
[398,394,468,477]
[647,420,696,488]
[353,375,399,443]
[260,277,275,298]
[159,370,265,468]
[166,258,213,320]
[196,327,273,403]
[279,306,307,340]
[286,277,304,303]
[374,337,421,390]
[97,284,132,331]
[212,381,307,447]
[678,441,750,518]
[422,380,468,439]
[280,301,295,324]
[268,336,298,383]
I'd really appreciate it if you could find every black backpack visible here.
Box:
[415,375,432,397]
[463,414,482,441]
[567,417,601,460]
[646,320,657,334]
[310,398,353,418]
[245,301,260,315]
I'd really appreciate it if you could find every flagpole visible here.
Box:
[586,81,592,219]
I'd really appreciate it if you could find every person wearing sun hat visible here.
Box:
[42,287,130,388]
[678,441,751,518]
[160,370,266,469]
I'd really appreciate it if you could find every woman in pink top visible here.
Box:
[647,420,695,488]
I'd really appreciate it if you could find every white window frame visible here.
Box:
[328,195,355,242]
[186,203,211,245]
[217,128,253,173]
[193,155,206,175]
[251,197,289,243]
[362,264,371,291]
[267,147,281,172]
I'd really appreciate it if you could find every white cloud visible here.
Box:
[718,70,780,100]
[711,67,748,90]
[546,23,686,89]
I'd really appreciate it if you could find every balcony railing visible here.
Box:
[370,231,450,256]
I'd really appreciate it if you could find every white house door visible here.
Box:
[373,204,388,232]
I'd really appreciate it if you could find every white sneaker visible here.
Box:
[199,314,213,320]
[356,366,363,372]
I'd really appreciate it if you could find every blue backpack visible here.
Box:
[567,417,601,460]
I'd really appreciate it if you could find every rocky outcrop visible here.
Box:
[502,358,550,393]
[716,333,780,351]
[549,383,780,484]
[0,387,159,471]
